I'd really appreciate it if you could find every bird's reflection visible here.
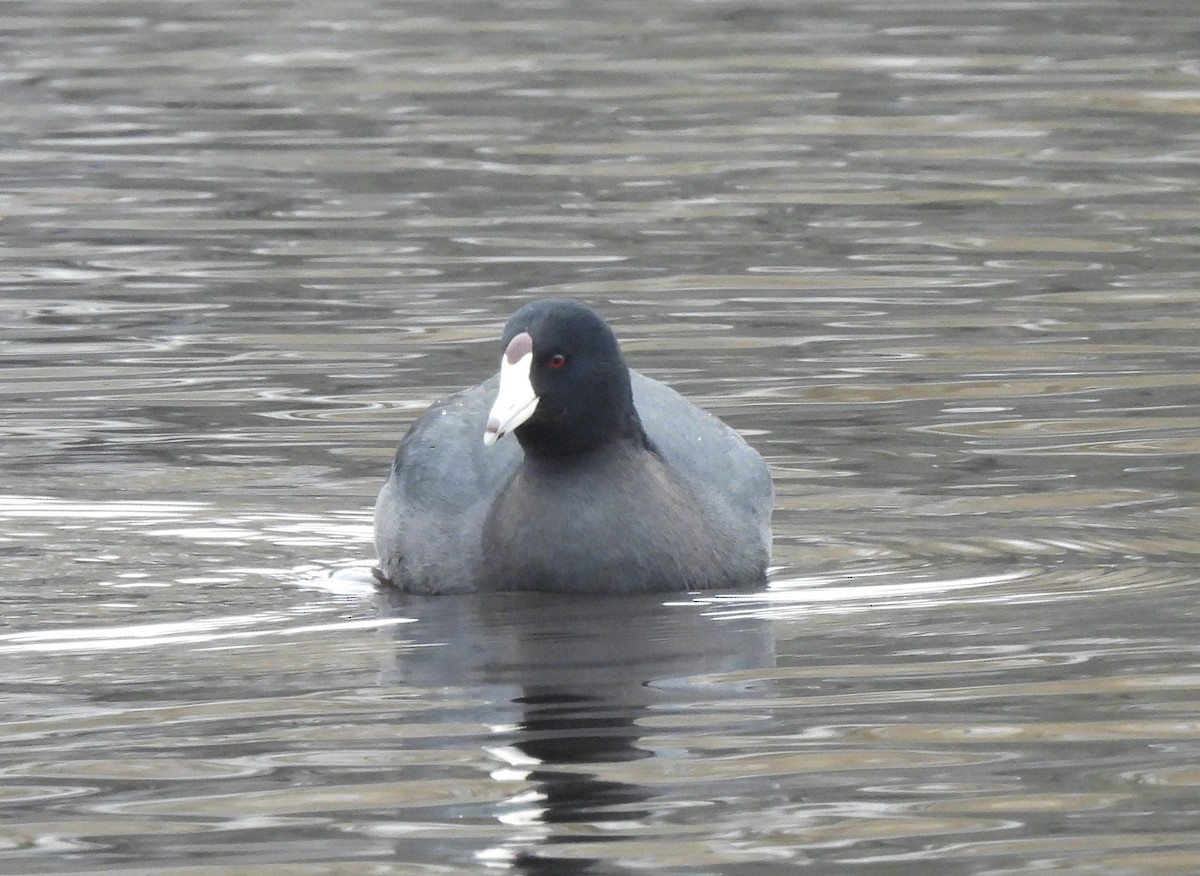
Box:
[375,589,774,873]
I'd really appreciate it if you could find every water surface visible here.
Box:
[1,0,1198,872]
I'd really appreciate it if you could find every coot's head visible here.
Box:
[483,300,646,457]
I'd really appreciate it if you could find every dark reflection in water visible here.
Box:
[378,591,774,871]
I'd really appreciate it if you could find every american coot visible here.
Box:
[374,300,773,594]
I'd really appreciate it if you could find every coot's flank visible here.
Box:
[374,299,773,593]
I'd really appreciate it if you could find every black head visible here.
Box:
[486,300,647,457]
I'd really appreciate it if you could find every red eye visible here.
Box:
[548,353,567,369]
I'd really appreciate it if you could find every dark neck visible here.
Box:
[515,408,651,459]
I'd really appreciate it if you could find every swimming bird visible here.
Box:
[374,299,772,593]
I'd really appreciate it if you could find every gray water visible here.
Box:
[2,0,1199,872]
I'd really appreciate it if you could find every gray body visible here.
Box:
[374,371,773,594]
